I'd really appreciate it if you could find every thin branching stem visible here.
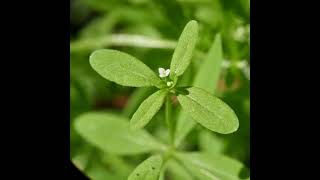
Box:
[165,94,174,147]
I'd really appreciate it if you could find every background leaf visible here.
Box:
[90,49,165,88]
[170,20,198,79]
[174,34,224,146]
[128,155,163,180]
[130,89,168,130]
[166,159,194,180]
[75,112,167,155]
[177,87,239,134]
[176,152,250,180]
[198,129,226,154]
[193,34,223,92]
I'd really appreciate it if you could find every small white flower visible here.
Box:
[158,68,170,78]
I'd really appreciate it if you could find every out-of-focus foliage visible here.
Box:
[70,0,250,179]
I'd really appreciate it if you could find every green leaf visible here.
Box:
[176,152,250,180]
[177,87,239,134]
[174,34,224,146]
[79,13,118,38]
[130,89,168,130]
[123,87,155,117]
[86,166,125,180]
[170,20,198,79]
[74,112,166,155]
[90,49,164,88]
[166,159,194,180]
[153,0,188,32]
[174,112,197,147]
[199,130,226,154]
[193,34,223,93]
[128,155,163,180]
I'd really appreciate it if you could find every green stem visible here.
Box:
[165,95,174,147]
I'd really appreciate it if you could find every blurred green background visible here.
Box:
[70,0,249,179]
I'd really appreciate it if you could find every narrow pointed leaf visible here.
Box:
[176,152,250,180]
[74,112,166,155]
[170,20,198,78]
[90,49,164,88]
[193,34,223,93]
[128,155,163,180]
[174,34,223,146]
[177,87,238,134]
[130,89,168,130]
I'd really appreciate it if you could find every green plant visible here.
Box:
[75,20,249,180]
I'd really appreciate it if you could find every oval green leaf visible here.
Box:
[176,152,250,180]
[170,20,198,79]
[90,49,164,88]
[74,112,166,155]
[130,89,168,130]
[128,155,163,180]
[177,87,239,134]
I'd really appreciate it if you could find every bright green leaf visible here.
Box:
[90,49,164,88]
[174,34,224,146]
[130,89,168,130]
[128,155,163,180]
[74,112,166,155]
[170,20,198,79]
[123,87,155,117]
[177,87,239,134]
[176,152,250,180]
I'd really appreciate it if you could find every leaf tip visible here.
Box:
[221,116,240,134]
[88,49,101,68]
[188,19,198,26]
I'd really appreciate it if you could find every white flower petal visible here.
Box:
[159,68,165,77]
[165,69,170,76]
[159,68,165,74]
